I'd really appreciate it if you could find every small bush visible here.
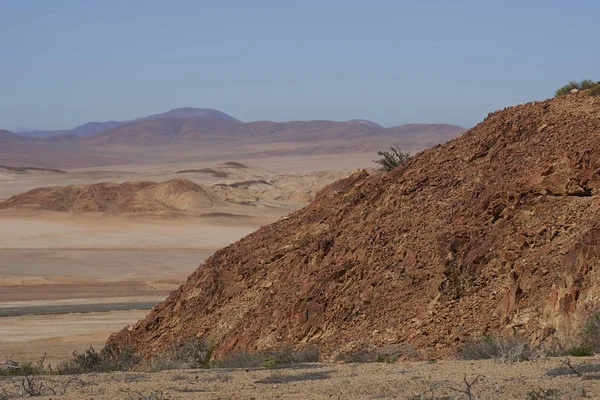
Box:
[589,84,600,96]
[373,144,410,172]
[555,79,597,97]
[58,344,140,374]
[568,310,600,356]
[459,335,534,362]
[150,336,213,371]
[0,361,37,376]
[567,345,593,357]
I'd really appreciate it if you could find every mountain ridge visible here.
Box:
[15,108,240,138]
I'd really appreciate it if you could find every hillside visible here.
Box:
[108,91,600,360]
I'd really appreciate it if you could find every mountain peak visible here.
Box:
[348,119,384,129]
[138,108,240,123]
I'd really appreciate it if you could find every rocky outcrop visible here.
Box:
[109,91,600,359]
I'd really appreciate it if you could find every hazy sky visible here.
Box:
[1,0,598,130]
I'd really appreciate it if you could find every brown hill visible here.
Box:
[0,178,221,217]
[108,91,600,360]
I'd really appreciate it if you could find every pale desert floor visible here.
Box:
[0,156,355,365]
[0,215,259,365]
[2,358,600,399]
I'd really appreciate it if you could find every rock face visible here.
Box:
[109,92,600,358]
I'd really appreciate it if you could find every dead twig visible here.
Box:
[560,358,582,377]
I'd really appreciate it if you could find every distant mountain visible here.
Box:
[81,117,247,146]
[16,108,239,138]
[136,108,241,123]
[0,114,466,169]
[348,119,384,129]
[0,129,26,142]
[75,117,464,147]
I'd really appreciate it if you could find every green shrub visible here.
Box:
[569,310,600,356]
[589,84,600,96]
[555,79,597,97]
[567,345,593,357]
[0,361,38,376]
[373,144,410,172]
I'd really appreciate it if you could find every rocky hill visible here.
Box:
[109,91,600,360]
[0,178,221,217]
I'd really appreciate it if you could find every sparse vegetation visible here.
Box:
[373,144,410,171]
[545,358,600,377]
[580,310,600,352]
[150,337,213,371]
[414,374,499,400]
[0,354,84,398]
[57,344,139,374]
[555,79,597,97]
[459,335,535,363]
[214,347,319,369]
[589,84,600,96]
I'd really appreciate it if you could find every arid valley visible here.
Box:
[0,152,368,365]
[3,2,600,398]
[4,92,600,399]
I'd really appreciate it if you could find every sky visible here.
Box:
[1,0,599,131]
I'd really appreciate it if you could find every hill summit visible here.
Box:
[109,91,600,359]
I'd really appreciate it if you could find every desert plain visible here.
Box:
[0,154,354,366]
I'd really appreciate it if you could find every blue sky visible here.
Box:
[1,0,598,130]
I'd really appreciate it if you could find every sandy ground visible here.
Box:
[0,311,149,366]
[1,358,599,399]
[0,217,260,365]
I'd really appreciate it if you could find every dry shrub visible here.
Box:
[150,336,213,371]
[459,335,535,362]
